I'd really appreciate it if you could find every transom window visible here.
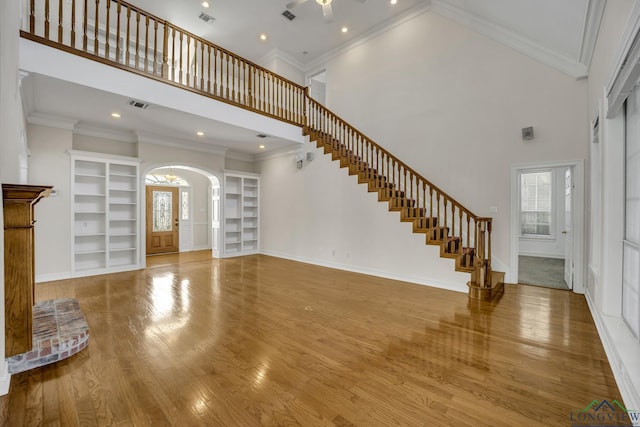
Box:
[520,170,552,236]
[145,173,188,187]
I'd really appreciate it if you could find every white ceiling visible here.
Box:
[25,0,602,157]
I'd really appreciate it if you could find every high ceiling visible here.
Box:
[25,0,602,157]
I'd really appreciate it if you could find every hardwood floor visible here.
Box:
[0,253,626,426]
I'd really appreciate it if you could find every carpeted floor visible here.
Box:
[518,255,569,290]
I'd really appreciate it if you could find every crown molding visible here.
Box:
[74,122,138,143]
[136,130,228,156]
[578,0,606,69]
[27,112,78,130]
[253,144,302,162]
[303,1,432,73]
[431,0,589,79]
[225,150,255,162]
[258,49,306,73]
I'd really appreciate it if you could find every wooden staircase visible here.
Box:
[20,0,504,300]
[303,116,505,300]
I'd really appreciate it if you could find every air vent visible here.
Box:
[256,134,268,138]
[128,99,150,109]
[199,12,215,23]
[282,10,296,21]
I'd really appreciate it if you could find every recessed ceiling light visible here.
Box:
[201,1,210,7]
[341,26,348,33]
[259,144,265,149]
[390,0,397,4]
[260,33,267,41]
[111,112,121,118]
[196,131,204,136]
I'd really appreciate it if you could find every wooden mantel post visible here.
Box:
[3,184,52,357]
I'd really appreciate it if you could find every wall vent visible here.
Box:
[282,10,296,21]
[128,99,150,109]
[199,12,215,23]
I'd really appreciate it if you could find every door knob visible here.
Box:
[562,230,567,234]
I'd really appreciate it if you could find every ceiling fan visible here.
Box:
[286,0,366,24]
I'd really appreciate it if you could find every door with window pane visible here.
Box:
[520,170,552,237]
[146,186,179,254]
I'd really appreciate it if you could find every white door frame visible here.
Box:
[510,159,585,294]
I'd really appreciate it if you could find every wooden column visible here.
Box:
[3,184,52,357]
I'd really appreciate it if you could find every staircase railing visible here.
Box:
[305,96,493,287]
[20,0,493,288]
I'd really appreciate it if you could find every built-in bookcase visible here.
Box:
[223,172,259,257]
[70,151,141,276]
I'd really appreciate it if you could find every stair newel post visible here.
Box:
[479,220,489,287]
[486,218,492,286]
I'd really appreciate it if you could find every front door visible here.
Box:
[146,185,179,254]
[564,168,573,289]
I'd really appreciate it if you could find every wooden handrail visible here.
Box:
[20,0,493,287]
[305,96,479,221]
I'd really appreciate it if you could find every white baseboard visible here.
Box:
[585,290,640,415]
[260,250,468,294]
[0,361,11,396]
[35,272,71,283]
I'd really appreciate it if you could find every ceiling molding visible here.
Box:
[225,150,255,162]
[431,0,589,79]
[253,144,303,162]
[605,0,640,118]
[27,112,78,130]
[303,1,432,73]
[258,49,306,74]
[578,0,606,69]
[136,130,229,156]
[74,122,138,143]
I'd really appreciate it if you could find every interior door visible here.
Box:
[146,185,179,255]
[564,168,573,288]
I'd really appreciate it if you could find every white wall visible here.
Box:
[73,133,137,157]
[225,157,256,173]
[258,144,471,292]
[323,10,588,278]
[28,124,73,281]
[0,0,25,395]
[585,0,640,412]
[518,166,567,259]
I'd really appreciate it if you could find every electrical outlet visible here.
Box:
[489,206,498,213]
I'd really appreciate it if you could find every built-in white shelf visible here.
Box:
[70,151,141,277]
[222,172,259,257]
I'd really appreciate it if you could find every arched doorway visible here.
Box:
[144,166,221,257]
